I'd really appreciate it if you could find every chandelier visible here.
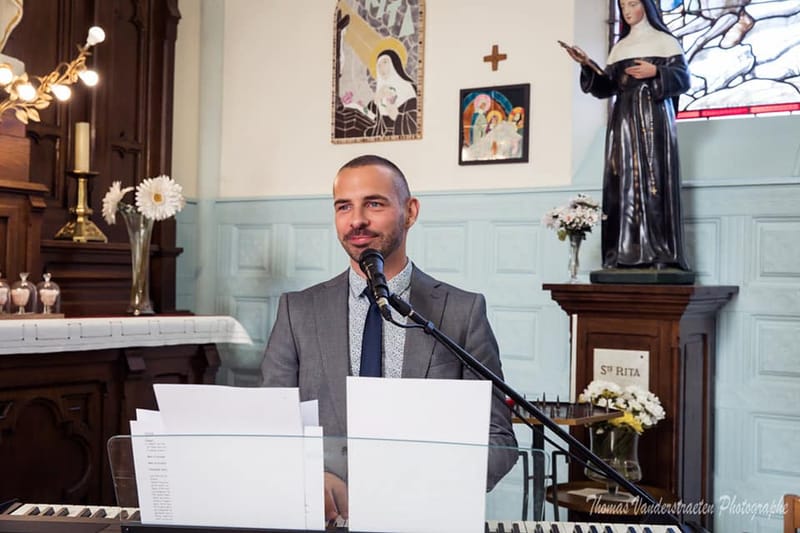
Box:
[0,26,105,124]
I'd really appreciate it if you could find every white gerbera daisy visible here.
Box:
[135,175,185,221]
[102,181,134,225]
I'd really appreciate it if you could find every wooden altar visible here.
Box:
[543,283,737,529]
[0,316,251,506]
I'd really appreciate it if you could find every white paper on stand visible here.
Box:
[152,383,303,435]
[346,377,491,533]
[130,384,323,530]
[303,425,325,530]
[300,399,319,427]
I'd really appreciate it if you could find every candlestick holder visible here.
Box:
[54,170,108,243]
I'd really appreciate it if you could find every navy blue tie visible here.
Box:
[360,290,383,377]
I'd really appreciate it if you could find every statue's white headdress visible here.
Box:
[0,0,23,52]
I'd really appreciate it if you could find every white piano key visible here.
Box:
[60,505,89,517]
[8,503,40,515]
[491,520,531,533]
[102,505,124,519]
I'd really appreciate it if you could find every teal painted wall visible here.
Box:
[176,112,800,529]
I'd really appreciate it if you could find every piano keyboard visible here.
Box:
[5,502,140,520]
[484,523,681,533]
[0,502,140,532]
[0,504,678,533]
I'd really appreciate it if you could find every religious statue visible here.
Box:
[563,0,694,284]
[0,0,22,51]
[0,0,24,75]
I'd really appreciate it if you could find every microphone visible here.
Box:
[358,249,393,320]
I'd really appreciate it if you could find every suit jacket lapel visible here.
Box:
[314,271,350,429]
[402,267,444,378]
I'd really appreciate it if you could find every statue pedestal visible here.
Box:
[544,283,737,528]
[590,267,696,285]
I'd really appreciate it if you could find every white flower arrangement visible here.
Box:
[579,380,666,434]
[542,193,604,241]
[102,175,185,225]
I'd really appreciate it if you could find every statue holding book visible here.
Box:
[562,0,694,284]
[0,0,24,76]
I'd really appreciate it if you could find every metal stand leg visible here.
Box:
[531,425,545,520]
[519,450,530,520]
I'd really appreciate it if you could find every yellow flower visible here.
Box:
[610,411,644,434]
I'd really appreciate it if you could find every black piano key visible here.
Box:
[573,526,584,533]
[129,510,141,521]
[55,507,69,516]
[41,506,55,516]
[25,506,41,516]
[512,523,522,533]
[78,507,92,517]
[550,524,561,533]
[643,527,654,533]
[485,521,491,533]
[534,524,546,533]
[497,522,506,533]
[91,508,107,519]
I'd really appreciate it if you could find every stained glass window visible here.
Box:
[612,0,800,120]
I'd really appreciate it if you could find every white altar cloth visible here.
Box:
[0,315,252,355]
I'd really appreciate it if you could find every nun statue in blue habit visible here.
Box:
[564,0,693,281]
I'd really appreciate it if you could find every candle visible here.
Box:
[74,121,90,172]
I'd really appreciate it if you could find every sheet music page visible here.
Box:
[303,425,325,530]
[300,399,319,427]
[130,415,174,523]
[153,383,303,434]
[346,377,490,533]
[130,385,320,530]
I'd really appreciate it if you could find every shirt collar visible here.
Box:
[349,257,413,298]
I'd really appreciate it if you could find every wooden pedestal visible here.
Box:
[544,283,737,528]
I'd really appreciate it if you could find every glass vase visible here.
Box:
[567,232,583,283]
[120,208,155,316]
[584,424,642,502]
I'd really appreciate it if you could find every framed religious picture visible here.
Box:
[458,83,530,165]
[331,0,425,144]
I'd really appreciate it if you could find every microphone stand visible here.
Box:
[387,293,696,530]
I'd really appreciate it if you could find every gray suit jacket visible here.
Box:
[261,266,518,490]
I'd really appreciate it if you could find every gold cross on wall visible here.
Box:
[483,44,507,71]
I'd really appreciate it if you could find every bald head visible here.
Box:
[337,154,411,204]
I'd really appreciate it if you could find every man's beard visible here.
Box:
[341,220,405,265]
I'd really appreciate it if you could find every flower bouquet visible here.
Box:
[542,193,603,241]
[578,380,666,501]
[102,175,185,315]
[542,194,604,282]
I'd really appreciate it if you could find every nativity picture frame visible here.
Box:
[458,83,530,165]
[331,0,425,144]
